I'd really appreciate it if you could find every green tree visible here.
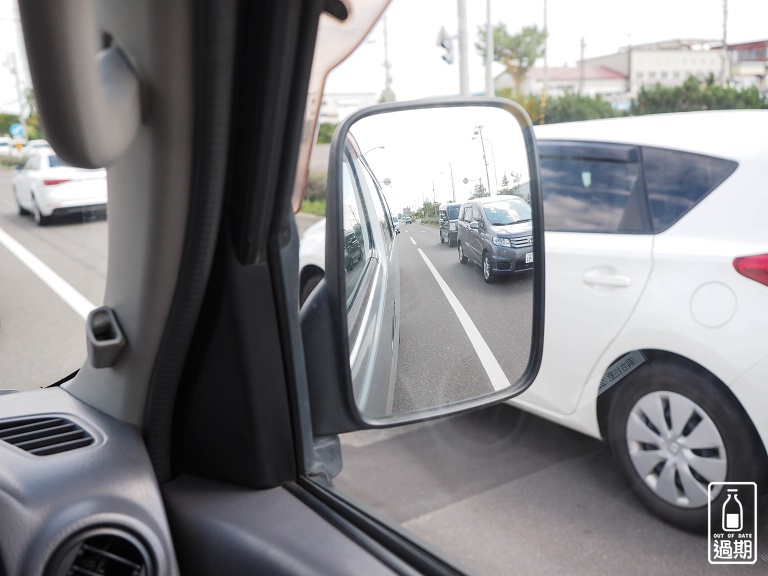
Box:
[476,23,547,89]
[495,87,542,123]
[469,181,488,199]
[544,90,618,124]
[0,113,20,136]
[631,75,768,115]
[316,122,337,144]
[497,171,522,196]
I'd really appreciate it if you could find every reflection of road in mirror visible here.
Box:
[392,223,533,413]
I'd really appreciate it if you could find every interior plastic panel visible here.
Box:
[163,475,400,576]
[0,388,179,576]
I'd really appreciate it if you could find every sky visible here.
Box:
[2,0,767,115]
[325,0,768,100]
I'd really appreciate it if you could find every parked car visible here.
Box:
[509,110,768,531]
[11,148,107,225]
[438,201,461,246]
[456,195,534,282]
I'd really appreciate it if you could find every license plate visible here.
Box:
[525,252,533,264]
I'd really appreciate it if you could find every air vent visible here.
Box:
[0,416,94,456]
[46,528,152,576]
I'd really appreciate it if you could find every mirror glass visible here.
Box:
[331,104,539,422]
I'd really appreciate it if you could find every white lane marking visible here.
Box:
[417,248,510,391]
[0,226,96,320]
[410,237,417,245]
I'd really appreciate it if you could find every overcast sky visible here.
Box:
[326,0,768,100]
[1,0,767,115]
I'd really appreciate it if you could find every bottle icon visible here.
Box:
[722,489,743,532]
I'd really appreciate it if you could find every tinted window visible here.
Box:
[358,160,394,254]
[447,205,460,220]
[540,142,642,233]
[641,146,738,232]
[341,152,374,306]
[48,155,71,168]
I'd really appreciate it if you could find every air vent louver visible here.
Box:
[0,416,94,455]
[47,529,151,576]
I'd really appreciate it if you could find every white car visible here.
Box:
[509,110,768,531]
[11,148,107,225]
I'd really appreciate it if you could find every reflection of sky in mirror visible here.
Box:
[348,106,529,215]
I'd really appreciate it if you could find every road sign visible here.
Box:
[9,123,24,138]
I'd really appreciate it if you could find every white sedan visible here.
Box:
[11,148,107,225]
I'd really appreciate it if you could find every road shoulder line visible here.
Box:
[0,226,95,320]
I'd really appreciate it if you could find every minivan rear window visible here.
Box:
[447,206,459,220]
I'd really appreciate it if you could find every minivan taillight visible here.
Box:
[43,179,71,186]
[733,254,768,287]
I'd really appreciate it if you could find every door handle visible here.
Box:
[582,270,631,287]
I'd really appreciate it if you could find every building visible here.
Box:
[584,39,726,97]
[318,92,378,124]
[726,39,768,92]
[496,38,732,109]
[498,65,627,99]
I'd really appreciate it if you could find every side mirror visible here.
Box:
[470,221,479,230]
[301,98,545,434]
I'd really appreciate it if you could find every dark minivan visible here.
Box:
[457,196,533,283]
[438,202,462,246]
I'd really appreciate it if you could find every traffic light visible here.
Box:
[437,26,455,65]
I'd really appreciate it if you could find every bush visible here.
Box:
[305,171,327,202]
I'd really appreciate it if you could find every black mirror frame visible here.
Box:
[301,97,546,437]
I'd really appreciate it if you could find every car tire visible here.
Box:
[482,253,494,283]
[458,243,468,264]
[32,196,49,226]
[440,235,445,244]
[14,188,30,216]
[606,360,766,533]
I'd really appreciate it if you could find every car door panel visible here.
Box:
[512,231,653,415]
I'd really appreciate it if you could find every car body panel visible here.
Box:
[507,111,768,452]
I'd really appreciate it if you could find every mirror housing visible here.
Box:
[470,221,479,230]
[301,97,545,436]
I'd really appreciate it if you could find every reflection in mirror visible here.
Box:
[337,104,538,422]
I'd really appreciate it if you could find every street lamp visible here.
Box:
[473,125,493,196]
[363,145,385,157]
[472,132,497,192]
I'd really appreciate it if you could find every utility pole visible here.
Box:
[475,126,492,196]
[579,37,586,95]
[449,162,456,202]
[457,0,469,96]
[381,15,395,102]
[484,0,493,96]
[541,0,548,124]
[721,0,729,85]
[4,52,27,135]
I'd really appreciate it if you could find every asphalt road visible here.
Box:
[2,175,765,574]
[391,222,532,413]
[334,222,768,576]
[0,168,106,390]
